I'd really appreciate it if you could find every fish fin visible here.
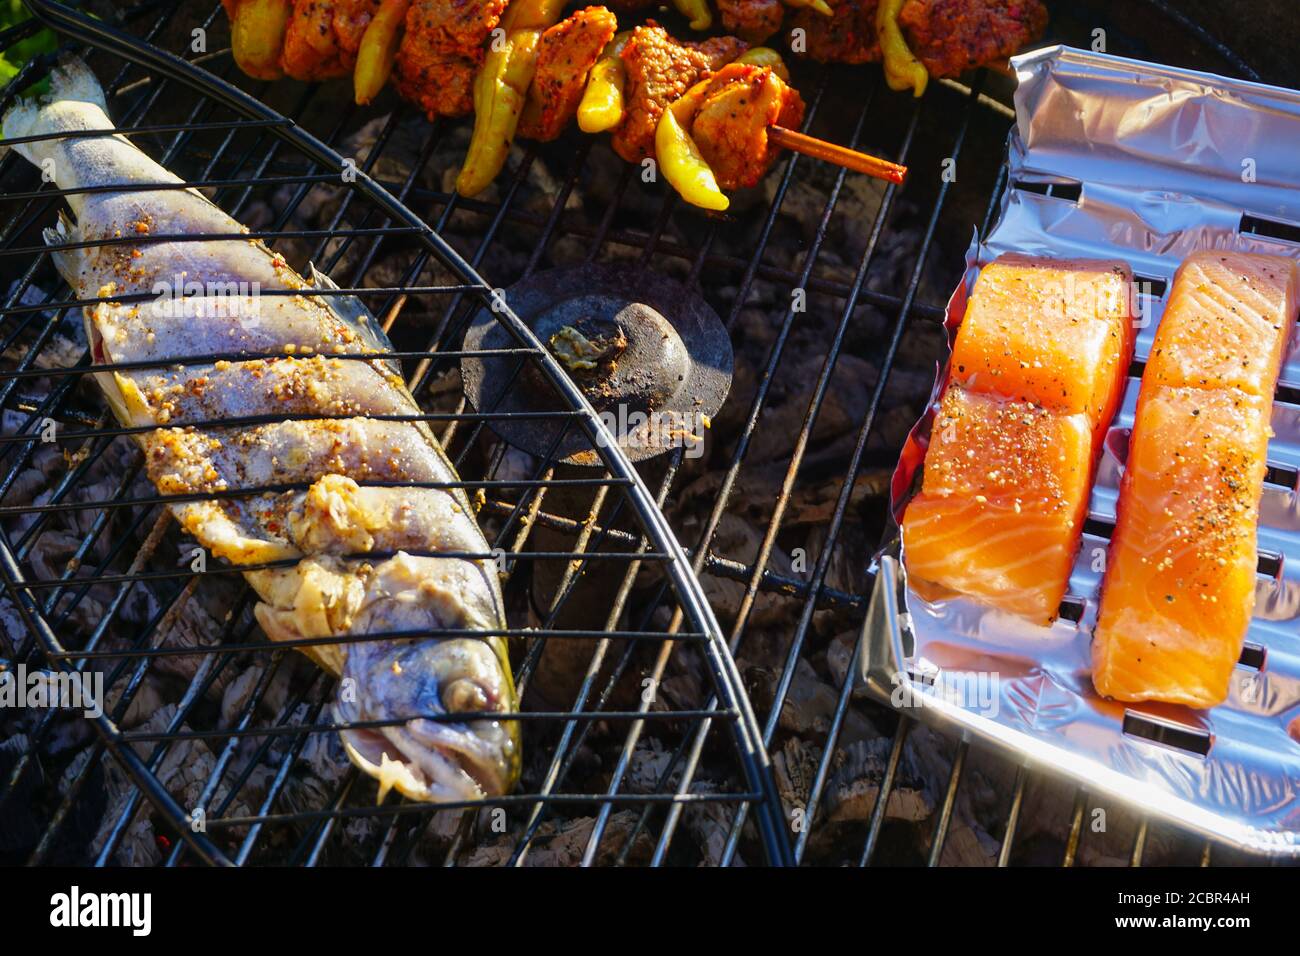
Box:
[1,97,41,154]
[45,56,108,112]
[306,262,400,372]
[252,601,347,676]
[43,211,82,290]
[301,266,467,481]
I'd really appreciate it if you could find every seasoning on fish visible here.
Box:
[949,253,1135,437]
[1092,251,1298,707]
[1144,251,1296,399]
[902,254,1136,624]
[902,386,1093,622]
[3,58,521,802]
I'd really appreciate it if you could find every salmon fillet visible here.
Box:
[1092,388,1270,706]
[950,253,1135,437]
[902,254,1135,623]
[903,386,1093,623]
[1092,251,1298,707]
[1145,252,1297,398]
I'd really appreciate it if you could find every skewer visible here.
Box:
[768,125,907,185]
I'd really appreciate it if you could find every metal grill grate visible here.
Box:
[0,0,1274,867]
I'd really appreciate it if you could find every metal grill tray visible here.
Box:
[864,45,1300,858]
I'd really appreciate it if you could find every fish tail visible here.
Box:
[44,211,82,289]
[2,56,109,168]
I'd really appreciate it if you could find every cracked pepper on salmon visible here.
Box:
[1092,251,1298,708]
[3,57,520,803]
[902,254,1135,624]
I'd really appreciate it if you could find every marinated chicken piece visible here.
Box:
[898,0,1047,77]
[394,0,510,118]
[794,0,1047,75]
[690,62,805,190]
[282,0,381,79]
[518,6,619,142]
[333,0,383,55]
[716,0,784,44]
[612,22,747,163]
[396,48,479,116]
[791,0,881,64]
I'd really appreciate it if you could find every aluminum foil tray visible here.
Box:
[862,45,1300,858]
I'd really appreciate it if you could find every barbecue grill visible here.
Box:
[0,0,1281,867]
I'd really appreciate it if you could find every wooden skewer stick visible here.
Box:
[769,125,907,185]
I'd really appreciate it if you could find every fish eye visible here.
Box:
[443,677,489,714]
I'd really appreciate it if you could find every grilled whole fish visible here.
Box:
[3,58,520,802]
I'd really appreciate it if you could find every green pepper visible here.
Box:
[671,0,712,31]
[576,30,631,134]
[455,0,566,197]
[354,0,411,104]
[224,0,292,81]
[655,74,728,212]
[877,0,928,97]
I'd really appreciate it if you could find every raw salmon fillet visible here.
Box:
[1145,252,1298,398]
[902,254,1135,624]
[950,253,1135,436]
[1091,388,1269,706]
[1092,251,1298,707]
[903,386,1093,623]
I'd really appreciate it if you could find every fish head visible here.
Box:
[332,555,520,803]
[336,635,520,802]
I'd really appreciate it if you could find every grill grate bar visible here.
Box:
[997,766,1028,867]
[776,79,985,864]
[507,449,688,864]
[203,787,769,833]
[371,181,951,323]
[169,652,316,867]
[583,75,854,864]
[117,708,741,743]
[649,79,898,862]
[926,740,968,866]
[45,628,711,663]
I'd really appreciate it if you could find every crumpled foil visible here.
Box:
[862,45,1300,858]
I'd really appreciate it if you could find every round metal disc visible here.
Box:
[461,265,733,465]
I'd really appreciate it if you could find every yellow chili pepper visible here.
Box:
[876,0,928,97]
[500,0,567,32]
[354,0,410,105]
[456,0,566,197]
[671,0,712,31]
[783,0,834,18]
[227,0,291,80]
[576,30,631,134]
[734,47,789,82]
[655,76,728,212]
